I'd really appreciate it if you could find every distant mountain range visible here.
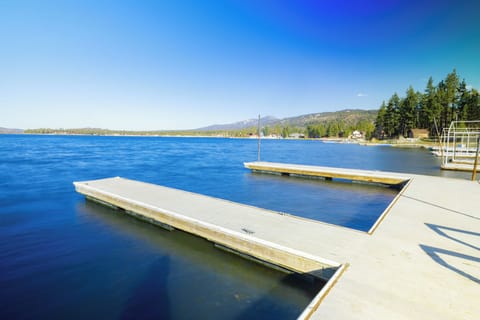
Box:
[276,109,378,127]
[0,127,23,134]
[196,116,279,131]
[13,109,378,135]
[196,109,377,131]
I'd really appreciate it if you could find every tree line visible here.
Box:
[304,119,375,139]
[375,70,480,139]
[25,116,378,139]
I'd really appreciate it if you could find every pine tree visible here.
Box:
[384,93,400,137]
[399,86,419,136]
[374,70,477,140]
[420,77,441,135]
[375,101,387,138]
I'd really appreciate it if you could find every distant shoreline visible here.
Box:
[2,132,437,149]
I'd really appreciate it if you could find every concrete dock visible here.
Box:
[74,162,480,320]
[244,161,410,187]
[441,162,480,172]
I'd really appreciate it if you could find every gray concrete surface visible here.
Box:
[311,173,479,320]
[442,162,480,172]
[74,163,480,320]
[244,161,410,186]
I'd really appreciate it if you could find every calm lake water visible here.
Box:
[0,135,468,319]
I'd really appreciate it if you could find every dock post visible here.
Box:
[471,135,480,181]
[257,114,261,161]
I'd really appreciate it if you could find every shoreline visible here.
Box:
[2,132,437,149]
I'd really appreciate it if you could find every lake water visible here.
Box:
[0,135,468,319]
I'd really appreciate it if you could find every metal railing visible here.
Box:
[440,121,480,179]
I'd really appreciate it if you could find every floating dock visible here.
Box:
[73,177,339,280]
[441,162,480,172]
[244,161,409,187]
[74,162,480,320]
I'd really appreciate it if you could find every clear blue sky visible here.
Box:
[1,0,479,130]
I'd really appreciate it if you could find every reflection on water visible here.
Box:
[245,172,397,231]
[79,201,324,319]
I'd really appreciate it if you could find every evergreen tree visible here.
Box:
[262,126,270,136]
[399,86,419,136]
[462,88,480,121]
[307,124,326,138]
[420,77,441,135]
[375,70,478,140]
[383,93,400,137]
[374,101,387,138]
[281,126,290,138]
[457,80,467,121]
[442,69,460,126]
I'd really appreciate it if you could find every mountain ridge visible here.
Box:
[196,109,377,131]
[22,108,378,136]
[0,127,24,134]
[195,116,279,131]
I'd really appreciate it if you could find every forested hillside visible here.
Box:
[222,109,378,138]
[374,70,480,139]
[25,109,378,138]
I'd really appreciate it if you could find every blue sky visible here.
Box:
[1,0,479,130]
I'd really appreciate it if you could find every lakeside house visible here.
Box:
[289,133,305,139]
[408,128,429,139]
[350,130,364,139]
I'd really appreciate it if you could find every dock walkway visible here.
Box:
[74,162,480,320]
[244,161,410,186]
[441,162,480,172]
